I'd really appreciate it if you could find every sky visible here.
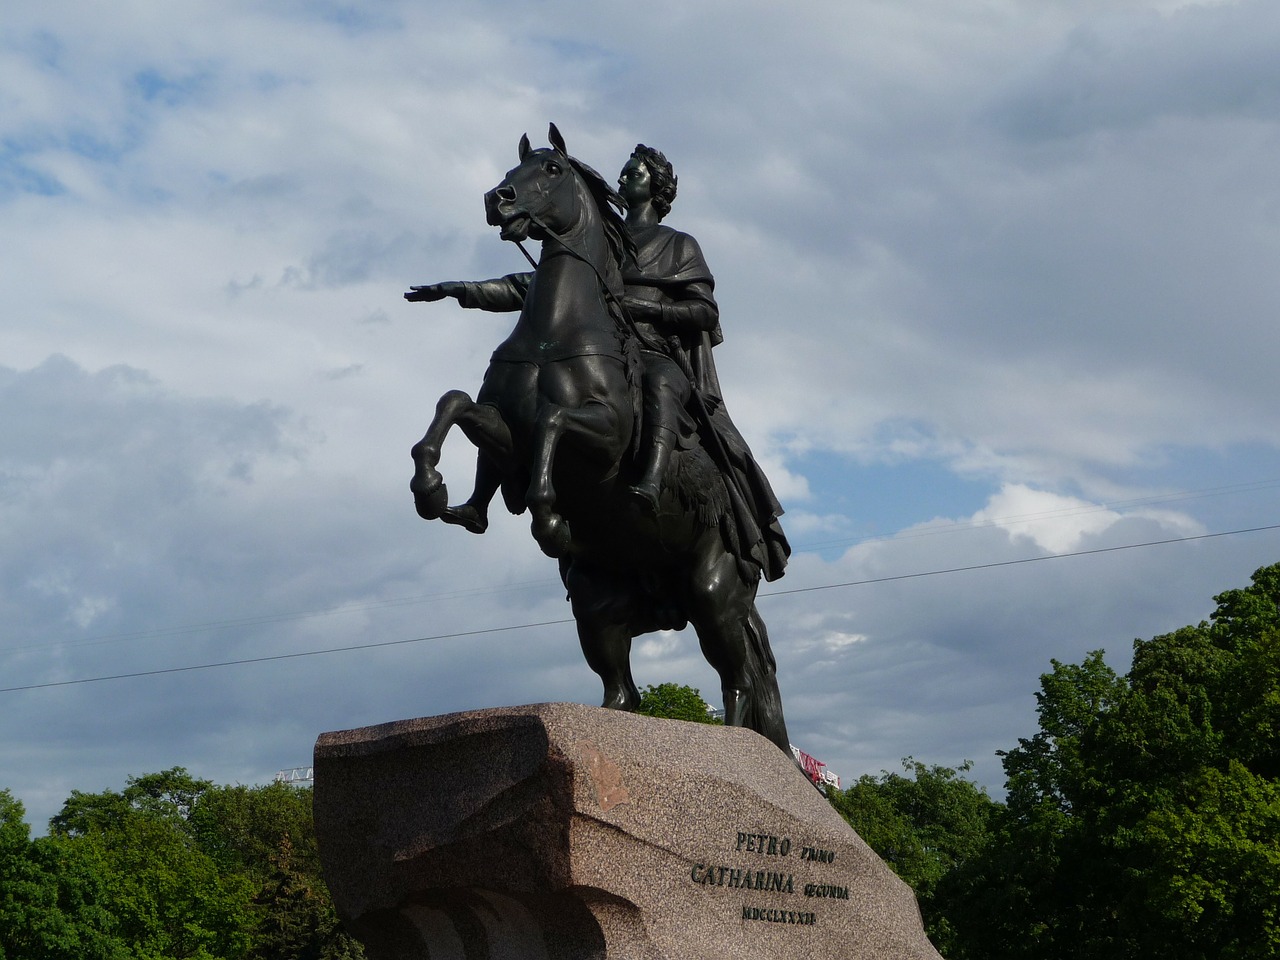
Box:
[4,0,1280,831]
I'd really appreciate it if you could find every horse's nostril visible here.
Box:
[496,185,517,203]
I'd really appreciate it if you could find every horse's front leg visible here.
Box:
[410,390,514,524]
[526,399,621,556]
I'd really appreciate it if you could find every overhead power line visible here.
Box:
[764,523,1280,597]
[3,521,1277,696]
[0,620,574,694]
[11,475,1279,657]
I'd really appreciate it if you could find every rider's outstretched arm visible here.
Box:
[405,273,533,311]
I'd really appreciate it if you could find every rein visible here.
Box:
[514,240,539,270]
[524,210,632,329]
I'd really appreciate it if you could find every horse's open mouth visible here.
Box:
[498,213,532,242]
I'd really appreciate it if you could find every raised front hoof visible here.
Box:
[440,504,488,535]
[531,513,572,558]
[410,472,448,521]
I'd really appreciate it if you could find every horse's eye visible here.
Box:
[544,161,562,176]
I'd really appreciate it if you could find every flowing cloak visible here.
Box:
[623,225,791,583]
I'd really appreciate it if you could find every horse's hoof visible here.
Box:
[532,513,571,558]
[601,689,640,712]
[441,504,488,534]
[411,473,448,521]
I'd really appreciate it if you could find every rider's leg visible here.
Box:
[630,424,679,513]
[629,356,691,514]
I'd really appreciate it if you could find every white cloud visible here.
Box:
[971,483,1125,554]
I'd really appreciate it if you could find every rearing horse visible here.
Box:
[409,126,790,753]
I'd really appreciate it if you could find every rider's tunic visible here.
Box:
[622,225,791,584]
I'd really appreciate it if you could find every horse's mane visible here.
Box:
[565,155,636,273]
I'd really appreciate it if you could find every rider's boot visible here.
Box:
[628,425,677,515]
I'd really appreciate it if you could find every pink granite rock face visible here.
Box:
[314,703,944,960]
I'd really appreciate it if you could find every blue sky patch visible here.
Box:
[0,140,65,199]
[791,449,992,553]
[133,67,215,108]
[294,0,402,34]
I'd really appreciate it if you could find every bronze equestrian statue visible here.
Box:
[406,126,792,752]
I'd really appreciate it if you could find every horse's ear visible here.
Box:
[548,122,567,155]
[518,133,531,160]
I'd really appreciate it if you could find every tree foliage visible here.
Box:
[945,563,1280,959]
[635,682,723,724]
[0,771,362,960]
[829,759,998,955]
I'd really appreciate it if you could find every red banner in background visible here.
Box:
[790,745,841,790]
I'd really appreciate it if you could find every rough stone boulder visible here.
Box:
[314,702,943,959]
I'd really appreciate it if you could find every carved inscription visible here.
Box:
[742,906,817,925]
[799,845,836,863]
[691,864,795,892]
[736,831,791,856]
[686,830,845,928]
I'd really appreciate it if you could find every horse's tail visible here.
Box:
[743,603,790,753]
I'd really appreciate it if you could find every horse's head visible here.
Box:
[484,125,630,267]
[484,124,582,243]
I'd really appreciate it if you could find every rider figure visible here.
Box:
[616,145,716,513]
[615,145,789,583]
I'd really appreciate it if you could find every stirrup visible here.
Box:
[627,479,661,515]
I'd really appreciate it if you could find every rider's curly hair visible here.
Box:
[631,144,677,220]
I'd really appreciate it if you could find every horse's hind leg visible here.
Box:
[577,620,641,712]
[687,537,791,753]
[565,563,642,711]
[742,603,790,751]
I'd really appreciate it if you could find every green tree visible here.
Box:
[0,790,130,960]
[948,563,1280,960]
[250,833,362,960]
[47,771,255,960]
[50,767,214,838]
[635,683,723,724]
[942,652,1128,959]
[190,782,362,960]
[829,760,998,955]
[6,772,364,960]
[0,789,56,960]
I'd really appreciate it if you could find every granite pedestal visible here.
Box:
[314,703,943,959]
